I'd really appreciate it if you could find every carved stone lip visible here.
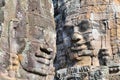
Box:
[35,52,52,60]
[70,50,93,57]
[36,57,50,65]
[35,50,52,60]
[29,39,44,43]
[71,45,87,52]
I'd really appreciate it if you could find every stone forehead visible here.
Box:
[28,14,55,29]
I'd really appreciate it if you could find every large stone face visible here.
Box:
[0,0,56,80]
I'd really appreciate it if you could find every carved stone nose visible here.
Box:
[72,33,83,42]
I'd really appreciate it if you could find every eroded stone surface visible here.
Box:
[54,0,120,80]
[1,0,120,80]
[0,0,56,80]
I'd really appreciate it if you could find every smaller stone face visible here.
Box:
[62,20,94,66]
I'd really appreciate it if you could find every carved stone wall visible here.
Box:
[0,0,56,80]
[0,0,120,80]
[54,0,120,80]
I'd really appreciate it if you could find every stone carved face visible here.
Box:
[63,20,94,61]
[13,9,55,80]
[10,24,55,80]
[16,25,56,76]
[12,0,56,77]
